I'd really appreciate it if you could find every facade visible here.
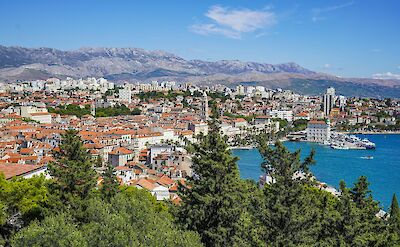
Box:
[16,105,52,124]
[108,147,134,167]
[269,110,293,122]
[201,91,209,121]
[306,120,331,143]
[323,87,336,117]
[119,87,132,104]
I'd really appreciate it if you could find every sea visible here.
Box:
[232,134,400,210]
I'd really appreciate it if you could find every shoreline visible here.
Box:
[338,131,400,135]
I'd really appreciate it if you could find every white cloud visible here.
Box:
[323,64,331,69]
[371,48,381,53]
[372,72,400,80]
[312,1,355,22]
[191,24,241,39]
[190,5,276,39]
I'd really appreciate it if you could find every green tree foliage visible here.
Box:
[47,104,91,117]
[389,194,400,231]
[177,122,263,247]
[95,105,141,117]
[100,164,120,201]
[337,179,388,246]
[258,141,322,245]
[47,130,97,206]
[11,213,87,247]
[292,119,309,131]
[0,175,48,244]
[12,189,202,247]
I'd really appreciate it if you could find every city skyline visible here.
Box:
[0,0,399,79]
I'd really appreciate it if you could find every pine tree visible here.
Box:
[258,140,318,245]
[389,194,400,231]
[100,164,119,201]
[338,178,387,245]
[48,130,97,202]
[177,121,263,247]
[351,175,372,208]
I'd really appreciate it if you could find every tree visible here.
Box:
[177,121,263,246]
[389,194,400,232]
[12,189,202,247]
[47,130,97,205]
[11,214,87,247]
[338,179,388,246]
[0,175,48,245]
[257,140,320,245]
[100,164,119,201]
[351,175,372,208]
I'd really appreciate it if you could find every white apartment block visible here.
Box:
[269,110,293,122]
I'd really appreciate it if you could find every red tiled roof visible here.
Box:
[0,164,45,179]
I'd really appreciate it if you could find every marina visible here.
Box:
[233,134,400,209]
[329,133,376,150]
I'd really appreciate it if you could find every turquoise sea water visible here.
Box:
[232,134,400,209]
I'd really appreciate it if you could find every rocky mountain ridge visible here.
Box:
[1,45,399,98]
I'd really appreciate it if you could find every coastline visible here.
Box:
[338,131,400,135]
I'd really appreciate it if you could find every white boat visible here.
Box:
[360,156,374,160]
[331,143,349,150]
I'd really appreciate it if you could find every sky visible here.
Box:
[0,0,399,78]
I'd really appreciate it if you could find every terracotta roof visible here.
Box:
[135,178,156,190]
[115,166,131,171]
[109,147,134,155]
[0,164,45,179]
[156,175,175,187]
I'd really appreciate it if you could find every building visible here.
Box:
[108,147,135,167]
[323,87,336,117]
[0,164,48,180]
[16,105,52,124]
[306,120,331,143]
[201,91,209,121]
[235,85,245,95]
[269,110,293,122]
[119,87,132,104]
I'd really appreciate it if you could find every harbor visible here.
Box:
[233,134,400,210]
[295,119,378,150]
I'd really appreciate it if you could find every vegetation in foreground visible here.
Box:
[1,126,400,246]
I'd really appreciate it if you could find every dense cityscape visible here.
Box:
[2,0,400,246]
[1,77,399,180]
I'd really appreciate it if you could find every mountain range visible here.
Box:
[1,45,399,98]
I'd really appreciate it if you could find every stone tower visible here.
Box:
[202,91,209,121]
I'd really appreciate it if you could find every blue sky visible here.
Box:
[0,0,399,78]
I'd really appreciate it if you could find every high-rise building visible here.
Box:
[338,95,347,111]
[119,86,132,104]
[323,87,335,117]
[236,85,245,95]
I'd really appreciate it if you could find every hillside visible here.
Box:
[1,45,400,98]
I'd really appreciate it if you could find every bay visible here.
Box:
[232,134,400,209]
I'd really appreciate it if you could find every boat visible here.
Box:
[331,143,349,150]
[360,139,376,149]
[361,156,374,160]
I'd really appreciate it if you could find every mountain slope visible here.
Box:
[0,45,400,98]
